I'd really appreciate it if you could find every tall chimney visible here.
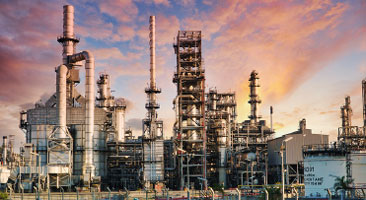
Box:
[150,16,156,102]
[57,5,79,64]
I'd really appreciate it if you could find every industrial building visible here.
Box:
[268,119,329,185]
[2,4,366,198]
[4,5,276,192]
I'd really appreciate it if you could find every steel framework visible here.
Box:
[173,31,206,190]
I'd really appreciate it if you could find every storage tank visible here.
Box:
[351,151,366,187]
[303,145,347,198]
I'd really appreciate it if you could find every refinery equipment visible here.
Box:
[0,136,18,190]
[142,16,164,188]
[226,71,274,187]
[12,4,366,194]
[16,5,128,191]
[173,31,206,190]
[268,119,329,185]
[206,89,236,187]
[303,81,366,198]
[11,4,279,192]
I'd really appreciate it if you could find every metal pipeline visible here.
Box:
[56,65,68,138]
[68,51,95,179]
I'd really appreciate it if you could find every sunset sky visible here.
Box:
[0,0,365,149]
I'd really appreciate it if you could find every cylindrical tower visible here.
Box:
[114,106,126,142]
[248,70,261,124]
[57,5,79,65]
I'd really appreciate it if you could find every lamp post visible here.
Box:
[281,137,293,200]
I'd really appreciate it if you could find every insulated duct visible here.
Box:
[68,51,95,179]
[56,65,68,138]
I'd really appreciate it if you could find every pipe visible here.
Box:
[293,187,299,200]
[56,65,68,138]
[235,188,240,200]
[264,187,269,200]
[2,136,7,166]
[68,51,95,179]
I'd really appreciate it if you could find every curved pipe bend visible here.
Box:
[68,50,95,179]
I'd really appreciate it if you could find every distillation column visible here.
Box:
[142,16,164,188]
[248,71,261,125]
[173,31,206,190]
[341,96,352,128]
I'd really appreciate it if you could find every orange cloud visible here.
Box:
[197,0,365,122]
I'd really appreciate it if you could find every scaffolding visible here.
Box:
[106,131,143,190]
[173,31,206,190]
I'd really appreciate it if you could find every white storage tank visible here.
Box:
[303,145,347,198]
[351,151,366,187]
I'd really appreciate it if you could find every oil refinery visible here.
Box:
[0,3,366,200]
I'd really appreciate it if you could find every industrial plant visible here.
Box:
[1,4,366,200]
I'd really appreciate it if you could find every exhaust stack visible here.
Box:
[57,5,79,65]
[150,16,156,94]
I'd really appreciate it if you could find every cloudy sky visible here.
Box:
[0,0,365,149]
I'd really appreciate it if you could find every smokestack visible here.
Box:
[150,16,156,92]
[2,136,7,166]
[248,70,261,124]
[58,5,79,64]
